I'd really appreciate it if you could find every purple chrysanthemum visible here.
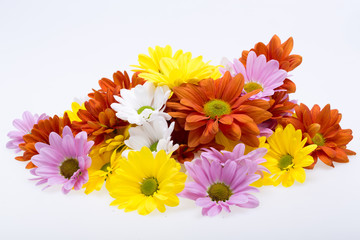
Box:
[219,51,287,100]
[30,126,94,194]
[201,143,269,177]
[6,111,48,152]
[179,156,261,216]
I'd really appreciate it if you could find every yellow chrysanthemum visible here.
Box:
[107,147,187,215]
[263,124,317,187]
[65,102,85,122]
[131,45,221,89]
[84,134,127,194]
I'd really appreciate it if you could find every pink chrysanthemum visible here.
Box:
[220,51,287,100]
[6,111,48,153]
[30,126,94,194]
[201,143,269,176]
[179,156,260,216]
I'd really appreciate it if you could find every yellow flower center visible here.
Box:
[244,82,263,93]
[204,99,231,119]
[60,158,79,179]
[150,141,159,152]
[100,162,111,172]
[312,133,325,146]
[137,106,155,114]
[140,177,159,196]
[278,154,293,170]
[208,183,232,202]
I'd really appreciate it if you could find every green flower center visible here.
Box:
[312,133,325,146]
[60,158,80,179]
[203,99,231,119]
[278,154,293,170]
[100,162,111,172]
[150,141,159,152]
[244,82,263,93]
[140,177,159,196]
[137,106,155,114]
[208,183,232,202]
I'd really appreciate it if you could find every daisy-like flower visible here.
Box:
[84,134,127,194]
[122,118,178,157]
[16,113,72,169]
[131,45,221,88]
[166,72,272,148]
[220,51,287,100]
[7,111,48,153]
[201,143,268,176]
[30,126,94,194]
[280,104,356,168]
[107,147,187,215]
[111,81,171,125]
[179,156,260,216]
[263,124,317,187]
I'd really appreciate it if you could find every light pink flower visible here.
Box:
[7,111,48,152]
[30,126,94,194]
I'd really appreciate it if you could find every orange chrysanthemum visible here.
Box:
[261,91,297,130]
[167,72,272,148]
[240,35,302,93]
[280,103,356,168]
[16,113,72,169]
[72,71,144,145]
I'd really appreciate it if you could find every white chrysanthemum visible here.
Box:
[111,81,171,125]
[122,118,179,157]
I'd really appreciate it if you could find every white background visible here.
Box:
[1,0,359,239]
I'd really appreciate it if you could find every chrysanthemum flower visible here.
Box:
[240,35,302,93]
[84,134,127,194]
[122,117,178,157]
[201,143,268,176]
[16,113,72,169]
[131,45,221,88]
[220,52,287,100]
[65,101,86,122]
[280,104,356,168]
[107,147,187,215]
[72,71,143,145]
[180,157,260,216]
[263,124,317,187]
[7,111,48,153]
[111,81,171,125]
[167,72,272,148]
[30,126,94,194]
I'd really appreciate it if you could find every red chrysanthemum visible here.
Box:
[166,72,272,148]
[16,113,72,169]
[72,71,144,145]
[240,35,302,93]
[280,103,356,168]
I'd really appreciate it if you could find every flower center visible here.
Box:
[60,158,80,179]
[278,154,293,170]
[137,106,155,114]
[244,82,263,93]
[207,183,232,202]
[100,162,111,172]
[140,177,159,196]
[150,141,159,152]
[312,133,325,146]
[203,99,231,119]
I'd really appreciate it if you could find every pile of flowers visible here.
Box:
[7,35,356,216]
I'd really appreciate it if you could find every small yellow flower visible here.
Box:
[107,147,187,215]
[131,45,220,89]
[263,124,317,187]
[65,102,85,122]
[84,134,127,194]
